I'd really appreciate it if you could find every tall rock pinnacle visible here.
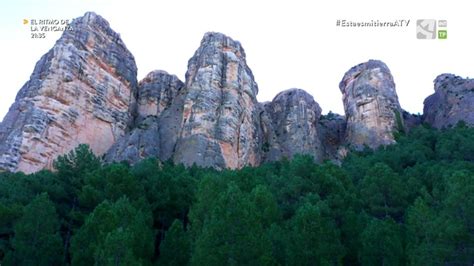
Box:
[106,32,264,169]
[0,12,137,173]
[172,32,263,169]
[339,60,403,150]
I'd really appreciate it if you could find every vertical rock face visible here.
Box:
[339,60,403,150]
[105,71,184,164]
[172,32,262,169]
[318,112,346,160]
[104,116,161,164]
[262,89,324,162]
[402,110,422,131]
[106,32,263,169]
[7,13,458,173]
[423,74,474,128]
[136,70,184,123]
[0,12,137,173]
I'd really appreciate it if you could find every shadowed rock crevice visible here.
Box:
[104,70,184,164]
[318,112,346,160]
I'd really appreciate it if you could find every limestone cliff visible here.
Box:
[2,12,473,174]
[0,12,137,173]
[261,89,324,162]
[107,34,330,168]
[318,112,346,160]
[136,70,184,123]
[171,32,263,169]
[107,32,264,169]
[339,60,404,150]
[423,74,474,128]
[105,71,184,164]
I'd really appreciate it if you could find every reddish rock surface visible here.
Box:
[0,12,137,173]
[172,32,263,169]
[3,12,470,174]
[339,60,404,150]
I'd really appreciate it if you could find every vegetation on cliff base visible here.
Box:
[0,123,473,265]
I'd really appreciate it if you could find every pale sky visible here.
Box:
[1,0,473,122]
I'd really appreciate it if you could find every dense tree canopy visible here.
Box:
[0,124,473,265]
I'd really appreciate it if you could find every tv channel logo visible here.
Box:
[417,19,447,39]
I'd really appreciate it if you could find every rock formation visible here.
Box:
[171,32,263,169]
[0,12,137,173]
[2,12,472,174]
[105,71,183,164]
[107,32,264,169]
[136,70,184,123]
[339,60,404,150]
[106,33,331,168]
[423,74,474,128]
[318,112,346,160]
[261,89,324,162]
[402,110,422,131]
[104,115,161,164]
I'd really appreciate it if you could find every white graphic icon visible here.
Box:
[417,19,437,39]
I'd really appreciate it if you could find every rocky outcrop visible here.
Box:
[105,71,184,164]
[261,89,324,162]
[318,112,346,160]
[339,60,404,150]
[423,74,474,128]
[171,32,263,169]
[402,110,422,131]
[104,116,161,164]
[4,11,472,174]
[107,32,264,169]
[136,70,184,123]
[0,12,137,173]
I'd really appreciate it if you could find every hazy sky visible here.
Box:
[1,0,473,122]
